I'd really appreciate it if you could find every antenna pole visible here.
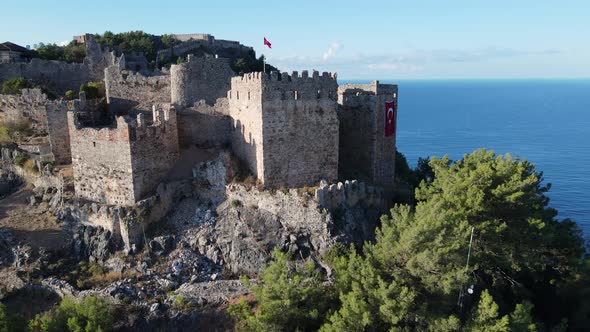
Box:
[457,227,475,308]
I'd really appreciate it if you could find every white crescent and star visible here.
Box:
[387,107,394,124]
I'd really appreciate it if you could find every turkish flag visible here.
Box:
[264,37,272,49]
[385,101,396,137]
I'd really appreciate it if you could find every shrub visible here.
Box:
[14,152,28,166]
[23,158,39,174]
[231,199,241,208]
[1,77,33,95]
[0,303,26,332]
[80,82,105,99]
[28,296,113,332]
[0,120,34,144]
[65,90,76,100]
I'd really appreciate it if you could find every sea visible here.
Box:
[344,79,590,237]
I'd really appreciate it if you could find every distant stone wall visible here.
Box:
[129,105,180,201]
[170,55,235,107]
[0,36,115,95]
[338,81,398,187]
[104,66,170,114]
[314,180,386,211]
[177,98,231,148]
[159,34,252,64]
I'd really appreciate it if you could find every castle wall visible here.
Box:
[228,73,264,180]
[0,59,91,96]
[338,81,398,187]
[68,113,135,205]
[315,180,386,211]
[177,98,231,148]
[170,55,235,107]
[129,106,180,201]
[104,66,170,114]
[0,36,114,96]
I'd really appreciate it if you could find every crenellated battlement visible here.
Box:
[130,104,177,141]
[314,180,386,211]
[229,70,338,103]
[230,70,337,85]
[338,80,397,106]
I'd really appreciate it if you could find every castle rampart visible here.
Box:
[338,81,398,187]
[315,180,386,211]
[0,36,115,95]
[229,71,339,187]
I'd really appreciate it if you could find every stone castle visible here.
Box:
[0,33,398,208]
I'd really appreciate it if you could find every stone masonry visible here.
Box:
[338,81,398,187]
[170,55,235,107]
[104,64,171,115]
[68,105,179,206]
[0,88,89,164]
[229,71,339,188]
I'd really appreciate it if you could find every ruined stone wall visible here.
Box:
[0,89,51,132]
[0,59,91,96]
[129,105,180,201]
[228,73,264,180]
[0,36,115,95]
[170,55,235,107]
[68,113,135,206]
[0,89,88,164]
[338,81,398,187]
[177,98,231,148]
[104,66,170,114]
[261,71,339,187]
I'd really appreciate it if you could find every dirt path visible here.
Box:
[0,187,64,250]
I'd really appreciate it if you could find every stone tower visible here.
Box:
[228,70,339,188]
[338,81,398,187]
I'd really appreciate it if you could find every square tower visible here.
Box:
[228,70,339,188]
[338,81,398,187]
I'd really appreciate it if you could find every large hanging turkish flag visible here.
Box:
[385,101,396,137]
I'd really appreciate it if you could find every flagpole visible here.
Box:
[263,55,266,74]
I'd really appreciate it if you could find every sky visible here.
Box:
[1,0,589,80]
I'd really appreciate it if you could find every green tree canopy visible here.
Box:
[228,248,335,332]
[28,296,113,332]
[322,149,587,330]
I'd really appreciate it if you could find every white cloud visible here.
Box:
[322,42,342,61]
[58,40,69,46]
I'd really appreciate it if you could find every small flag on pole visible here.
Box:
[264,37,272,49]
[385,101,396,137]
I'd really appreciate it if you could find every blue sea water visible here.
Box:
[344,79,590,235]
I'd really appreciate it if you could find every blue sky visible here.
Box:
[1,0,589,80]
